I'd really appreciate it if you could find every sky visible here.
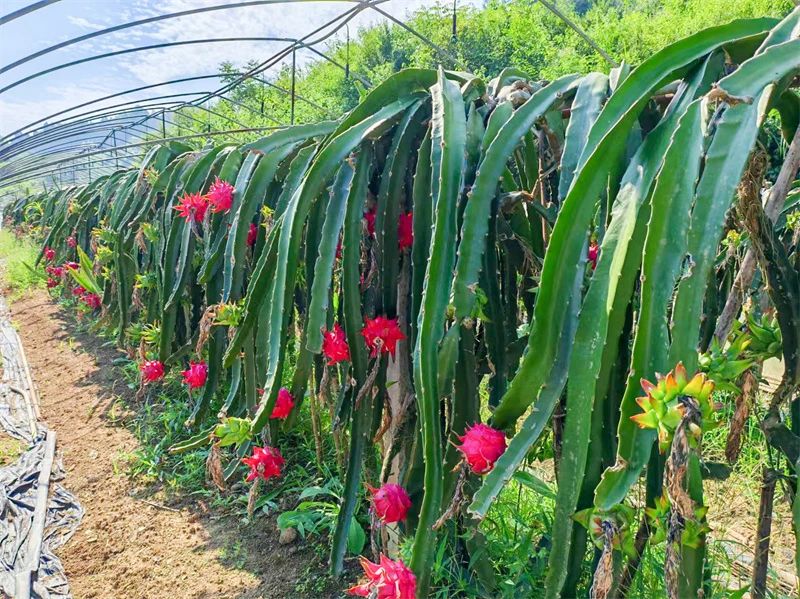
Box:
[0,0,484,138]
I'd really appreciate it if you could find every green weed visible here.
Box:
[0,229,45,297]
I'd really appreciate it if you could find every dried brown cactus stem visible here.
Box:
[206,442,226,491]
[738,158,800,466]
[664,396,703,599]
[713,123,800,345]
[751,468,779,599]
[590,520,621,599]
[734,151,800,402]
[247,478,261,518]
[726,368,758,464]
[194,303,220,355]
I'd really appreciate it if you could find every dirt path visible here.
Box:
[10,291,328,599]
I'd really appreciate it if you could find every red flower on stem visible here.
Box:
[322,323,350,365]
[174,192,209,223]
[66,236,77,248]
[72,285,86,297]
[181,360,208,389]
[247,222,258,247]
[361,316,405,359]
[269,387,295,420]
[81,293,102,310]
[46,278,59,289]
[397,211,413,250]
[368,483,411,524]
[587,242,599,270]
[346,554,416,599]
[207,177,235,213]
[364,205,377,236]
[242,445,284,483]
[140,360,165,383]
[456,423,507,475]
[43,247,55,262]
[46,265,65,278]
[64,261,79,270]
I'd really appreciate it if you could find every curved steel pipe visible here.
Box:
[0,126,281,187]
[0,0,61,26]
[0,1,367,74]
[0,37,296,95]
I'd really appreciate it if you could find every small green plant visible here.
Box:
[0,229,46,296]
[0,433,24,466]
[220,539,248,570]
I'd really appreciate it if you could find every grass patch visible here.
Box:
[0,432,25,466]
[0,229,45,298]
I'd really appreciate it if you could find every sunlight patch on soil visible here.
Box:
[8,291,320,599]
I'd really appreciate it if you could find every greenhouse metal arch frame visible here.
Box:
[0,0,413,196]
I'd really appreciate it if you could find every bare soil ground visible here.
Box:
[10,290,337,599]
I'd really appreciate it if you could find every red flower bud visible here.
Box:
[174,192,209,223]
[364,205,377,236]
[207,177,235,213]
[322,323,350,365]
[369,483,411,524]
[361,316,405,359]
[140,360,165,383]
[347,554,416,599]
[181,360,208,389]
[81,293,102,310]
[269,387,295,420]
[247,222,258,247]
[397,211,413,250]
[456,423,507,474]
[242,445,284,483]
[43,247,55,261]
[46,277,59,289]
[64,261,79,270]
[588,242,599,270]
[66,236,77,248]
[72,285,86,297]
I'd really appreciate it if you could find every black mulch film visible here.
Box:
[0,295,82,599]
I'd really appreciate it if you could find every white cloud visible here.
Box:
[0,82,147,137]
[111,0,482,84]
[113,1,356,83]
[0,0,489,190]
[67,16,106,30]
[1,1,486,135]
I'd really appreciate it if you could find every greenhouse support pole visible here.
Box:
[15,430,57,599]
[291,46,296,125]
[112,130,119,169]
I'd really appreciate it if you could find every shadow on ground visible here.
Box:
[10,291,350,599]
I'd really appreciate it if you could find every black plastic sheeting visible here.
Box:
[0,296,82,599]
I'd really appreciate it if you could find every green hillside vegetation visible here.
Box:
[171,0,795,141]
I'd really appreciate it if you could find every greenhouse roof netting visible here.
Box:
[0,0,478,199]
